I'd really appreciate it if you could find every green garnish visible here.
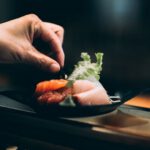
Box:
[59,51,104,107]
[68,52,103,82]
[66,80,75,88]
[59,95,76,107]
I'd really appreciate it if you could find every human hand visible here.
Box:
[0,14,64,73]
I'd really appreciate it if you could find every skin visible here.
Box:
[0,14,65,73]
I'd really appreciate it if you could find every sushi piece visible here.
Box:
[35,79,110,105]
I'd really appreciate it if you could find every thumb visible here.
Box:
[25,47,60,73]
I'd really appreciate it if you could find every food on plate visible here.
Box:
[34,52,111,106]
[73,82,111,105]
[35,79,68,96]
[37,86,72,104]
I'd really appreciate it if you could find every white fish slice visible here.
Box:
[73,87,111,106]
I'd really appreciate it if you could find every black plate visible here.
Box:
[31,98,122,117]
[0,94,121,118]
[0,87,142,117]
[31,89,143,117]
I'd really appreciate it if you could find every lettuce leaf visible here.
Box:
[68,52,103,82]
[59,52,103,107]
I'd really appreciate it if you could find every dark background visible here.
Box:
[0,0,150,94]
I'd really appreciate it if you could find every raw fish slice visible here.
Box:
[35,79,68,96]
[73,87,111,105]
[37,88,72,104]
[72,80,96,94]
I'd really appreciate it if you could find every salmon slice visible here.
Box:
[73,87,111,106]
[35,79,68,96]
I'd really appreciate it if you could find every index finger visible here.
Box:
[39,22,65,67]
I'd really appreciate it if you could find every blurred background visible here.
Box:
[0,0,150,94]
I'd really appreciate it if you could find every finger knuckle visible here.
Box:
[58,25,64,33]
[50,37,55,42]
[38,57,52,70]
[39,57,46,68]
[36,59,45,70]
[25,14,41,27]
[27,14,40,22]
[25,14,42,39]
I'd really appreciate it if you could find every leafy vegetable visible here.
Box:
[59,95,76,107]
[60,52,104,107]
[68,52,103,82]
[66,80,75,88]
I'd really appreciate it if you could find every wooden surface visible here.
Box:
[125,96,150,109]
[67,106,150,139]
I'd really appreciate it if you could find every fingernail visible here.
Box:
[49,63,60,72]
